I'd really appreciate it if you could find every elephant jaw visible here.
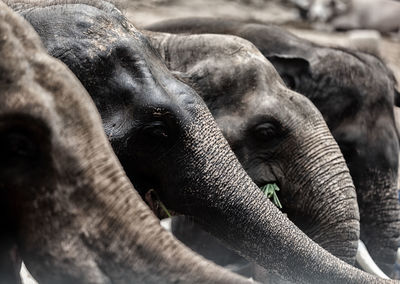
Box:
[356,240,390,279]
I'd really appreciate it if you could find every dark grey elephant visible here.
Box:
[0,2,252,283]
[146,18,400,276]
[7,0,395,282]
[143,31,361,267]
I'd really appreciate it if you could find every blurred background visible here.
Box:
[120,0,400,89]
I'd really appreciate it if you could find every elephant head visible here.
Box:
[146,18,400,276]
[248,26,400,276]
[0,2,253,283]
[270,46,400,276]
[143,31,360,266]
[7,1,395,282]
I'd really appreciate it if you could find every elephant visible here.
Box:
[0,2,253,283]
[142,30,361,265]
[141,30,391,281]
[145,18,400,276]
[7,0,395,282]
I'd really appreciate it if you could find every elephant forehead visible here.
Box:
[214,112,246,140]
[244,91,284,113]
[22,4,144,61]
[213,92,291,132]
[25,4,133,36]
[244,86,319,124]
[0,2,94,133]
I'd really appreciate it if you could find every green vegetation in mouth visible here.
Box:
[148,189,172,218]
[260,183,282,209]
[159,200,172,218]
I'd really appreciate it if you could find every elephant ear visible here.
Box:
[267,55,311,91]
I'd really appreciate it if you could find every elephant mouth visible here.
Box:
[144,188,178,219]
[127,173,177,219]
[255,179,284,210]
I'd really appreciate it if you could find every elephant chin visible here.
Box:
[356,240,390,279]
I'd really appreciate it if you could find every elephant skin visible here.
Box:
[143,29,361,263]
[6,0,395,283]
[143,30,368,282]
[146,18,400,276]
[0,2,253,283]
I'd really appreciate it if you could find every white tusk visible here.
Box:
[356,240,390,279]
[20,262,38,284]
[160,217,172,232]
[398,247,400,263]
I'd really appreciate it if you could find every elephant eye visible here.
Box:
[6,132,37,157]
[141,121,169,139]
[253,122,280,141]
[0,130,38,160]
[0,129,43,176]
[0,117,51,180]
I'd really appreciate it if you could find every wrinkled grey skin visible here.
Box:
[145,18,400,276]
[143,31,362,282]
[143,30,361,265]
[0,2,252,284]
[7,1,394,283]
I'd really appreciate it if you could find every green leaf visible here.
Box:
[148,189,172,218]
[159,200,172,218]
[259,183,282,209]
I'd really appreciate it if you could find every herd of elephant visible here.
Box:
[1,0,400,283]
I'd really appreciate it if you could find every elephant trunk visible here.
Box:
[19,135,250,283]
[281,122,360,264]
[160,108,383,283]
[68,147,249,283]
